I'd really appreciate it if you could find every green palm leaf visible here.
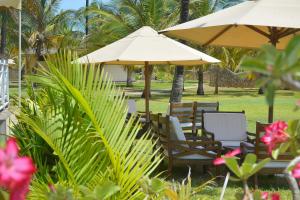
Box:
[15,51,161,199]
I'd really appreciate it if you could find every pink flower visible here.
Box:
[9,178,31,200]
[261,121,289,154]
[292,163,300,185]
[0,138,36,200]
[261,191,268,199]
[271,193,280,200]
[213,148,241,165]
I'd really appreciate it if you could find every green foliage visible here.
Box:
[224,154,270,181]
[79,181,120,200]
[12,51,161,199]
[241,36,300,106]
[85,0,180,52]
[47,185,74,200]
[139,171,216,200]
[0,191,8,200]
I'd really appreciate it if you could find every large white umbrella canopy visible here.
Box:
[0,0,21,9]
[162,0,300,50]
[162,0,300,123]
[78,26,220,121]
[77,26,219,65]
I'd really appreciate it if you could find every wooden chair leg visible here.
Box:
[216,166,220,176]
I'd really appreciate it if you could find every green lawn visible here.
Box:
[9,81,296,199]
[121,80,300,132]
[119,80,298,199]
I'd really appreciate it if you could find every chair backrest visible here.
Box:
[169,102,194,125]
[128,99,136,114]
[157,115,186,140]
[194,102,219,125]
[169,116,187,141]
[255,122,293,161]
[202,111,247,141]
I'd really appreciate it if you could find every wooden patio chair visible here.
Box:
[127,99,150,138]
[202,111,254,149]
[194,102,219,133]
[169,102,195,134]
[152,114,222,175]
[127,99,147,123]
[241,122,293,188]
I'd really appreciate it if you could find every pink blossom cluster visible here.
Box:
[213,148,241,166]
[292,163,300,185]
[261,192,280,200]
[0,138,36,200]
[261,121,289,154]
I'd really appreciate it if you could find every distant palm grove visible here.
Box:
[1,0,249,97]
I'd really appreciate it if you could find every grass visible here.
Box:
[121,80,300,132]
[10,81,295,199]
[118,80,298,199]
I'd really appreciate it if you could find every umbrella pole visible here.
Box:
[145,62,150,122]
[268,39,278,123]
[268,105,273,123]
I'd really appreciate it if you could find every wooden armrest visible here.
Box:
[170,140,222,152]
[240,141,255,154]
[246,132,256,144]
[202,130,215,140]
[186,135,213,141]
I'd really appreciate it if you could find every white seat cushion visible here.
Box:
[195,122,202,127]
[128,100,136,114]
[180,122,193,128]
[203,112,247,141]
[164,149,216,160]
[177,154,212,160]
[263,161,289,169]
[221,140,243,148]
[169,116,187,141]
[139,118,147,123]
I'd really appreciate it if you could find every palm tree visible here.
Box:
[169,0,189,102]
[22,0,73,68]
[89,0,180,96]
[208,46,255,94]
[189,0,214,95]
[191,0,246,96]
[86,0,89,36]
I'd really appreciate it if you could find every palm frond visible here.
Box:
[14,51,161,199]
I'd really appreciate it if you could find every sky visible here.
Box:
[60,0,111,10]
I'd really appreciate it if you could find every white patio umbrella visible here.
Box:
[0,0,22,107]
[77,26,220,122]
[161,0,300,123]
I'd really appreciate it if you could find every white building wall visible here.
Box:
[103,65,135,82]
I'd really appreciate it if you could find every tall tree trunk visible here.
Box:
[0,10,7,55]
[86,0,89,36]
[126,67,133,87]
[197,67,204,95]
[34,35,44,75]
[169,0,190,103]
[141,66,153,98]
[214,67,219,94]
[36,39,44,62]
